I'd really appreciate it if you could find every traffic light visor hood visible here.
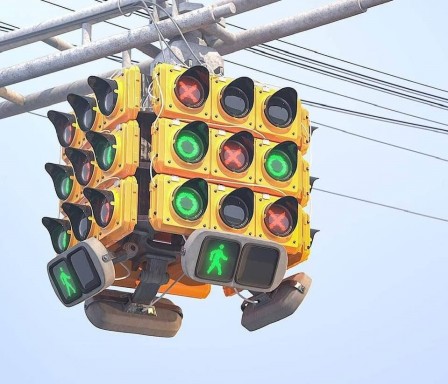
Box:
[65,148,95,186]
[220,77,254,118]
[265,87,297,128]
[47,110,76,147]
[88,76,119,116]
[45,163,74,200]
[42,217,71,254]
[62,203,93,241]
[86,131,116,171]
[67,94,97,132]
[174,66,210,108]
[84,188,115,228]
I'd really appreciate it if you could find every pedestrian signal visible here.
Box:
[47,238,115,307]
[182,229,287,292]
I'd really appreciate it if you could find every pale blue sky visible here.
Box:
[0,1,447,383]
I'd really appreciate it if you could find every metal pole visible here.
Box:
[214,0,392,54]
[122,50,132,67]
[0,87,25,105]
[0,59,153,119]
[0,3,236,88]
[82,23,92,45]
[0,0,147,52]
[214,0,280,14]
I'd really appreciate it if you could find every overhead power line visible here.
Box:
[247,47,448,111]
[313,121,448,163]
[226,22,448,95]
[225,59,448,129]
[314,188,448,223]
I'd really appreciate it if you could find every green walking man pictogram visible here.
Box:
[207,244,228,276]
[59,267,77,297]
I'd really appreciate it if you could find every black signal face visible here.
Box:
[265,95,293,128]
[42,217,71,254]
[88,76,119,116]
[68,248,101,293]
[221,85,250,118]
[65,148,95,186]
[49,259,82,304]
[45,163,74,200]
[175,75,205,108]
[48,111,76,147]
[62,203,92,241]
[84,189,115,228]
[236,244,280,289]
[219,188,253,229]
[67,94,97,132]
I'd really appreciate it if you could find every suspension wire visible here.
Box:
[313,121,448,163]
[225,59,448,129]
[314,188,448,223]
[226,22,448,95]
[247,47,448,111]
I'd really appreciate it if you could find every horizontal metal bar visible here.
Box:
[0,59,153,119]
[0,3,236,88]
[0,0,145,52]
[213,0,281,15]
[43,36,75,51]
[214,0,393,55]
[0,87,25,105]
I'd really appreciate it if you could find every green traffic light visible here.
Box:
[206,243,228,276]
[173,186,204,221]
[265,149,293,181]
[59,176,73,199]
[56,230,70,253]
[174,130,204,163]
[58,266,77,298]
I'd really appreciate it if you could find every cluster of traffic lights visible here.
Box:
[43,67,142,255]
[149,64,312,258]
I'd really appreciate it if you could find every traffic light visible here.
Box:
[47,238,115,307]
[45,163,82,202]
[42,217,77,254]
[151,64,212,122]
[84,176,138,247]
[210,75,255,130]
[182,229,287,292]
[47,110,84,148]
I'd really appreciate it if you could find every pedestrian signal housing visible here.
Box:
[47,238,115,307]
[182,229,287,292]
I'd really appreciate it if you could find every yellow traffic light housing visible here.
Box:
[151,63,211,122]
[210,130,255,187]
[255,85,302,144]
[150,118,211,178]
[210,185,255,237]
[210,75,255,130]
[88,66,142,130]
[150,175,210,236]
[286,210,312,268]
[84,176,138,248]
[299,107,311,155]
[86,120,140,179]
[255,194,309,254]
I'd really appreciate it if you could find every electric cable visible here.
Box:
[313,121,448,163]
[226,22,448,95]
[225,59,448,129]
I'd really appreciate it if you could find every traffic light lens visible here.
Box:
[99,141,116,171]
[81,162,93,185]
[173,186,204,221]
[99,201,113,227]
[62,124,75,147]
[174,130,205,163]
[57,175,73,200]
[175,76,205,108]
[57,231,70,253]
[220,139,250,173]
[221,85,250,118]
[78,216,90,240]
[265,96,293,128]
[219,195,250,229]
[265,149,293,181]
[264,203,294,237]
[50,260,82,304]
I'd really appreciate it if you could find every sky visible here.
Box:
[0,0,447,383]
